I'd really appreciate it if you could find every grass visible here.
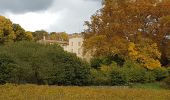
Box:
[0,84,170,100]
[130,82,164,90]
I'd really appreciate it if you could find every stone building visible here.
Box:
[38,34,91,61]
[63,34,91,61]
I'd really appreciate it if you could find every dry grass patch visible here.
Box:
[0,84,169,100]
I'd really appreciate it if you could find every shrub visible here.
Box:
[90,69,109,85]
[167,67,170,75]
[90,55,123,69]
[143,71,156,83]
[48,53,91,86]
[110,68,128,86]
[162,77,170,89]
[90,57,103,69]
[123,60,147,83]
[90,65,114,86]
[153,68,169,81]
[0,54,17,84]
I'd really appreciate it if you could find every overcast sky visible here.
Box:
[0,0,102,34]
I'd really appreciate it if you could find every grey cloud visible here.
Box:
[2,0,102,33]
[84,0,102,2]
[48,0,102,33]
[0,0,54,13]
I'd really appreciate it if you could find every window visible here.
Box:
[78,42,81,46]
[71,42,73,46]
[78,48,81,54]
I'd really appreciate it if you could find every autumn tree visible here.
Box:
[0,16,33,44]
[127,39,161,70]
[13,24,33,41]
[0,16,15,44]
[84,0,170,67]
[49,32,69,41]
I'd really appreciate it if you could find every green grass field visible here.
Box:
[0,84,170,100]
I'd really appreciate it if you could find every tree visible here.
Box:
[13,24,33,41]
[84,0,170,66]
[32,30,48,41]
[0,54,17,84]
[25,31,33,41]
[0,16,15,44]
[0,16,33,44]
[127,39,161,70]
[49,32,69,41]
[0,41,91,85]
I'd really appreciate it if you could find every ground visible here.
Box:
[0,84,170,100]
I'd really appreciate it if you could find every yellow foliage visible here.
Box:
[128,42,138,60]
[144,59,161,70]
[128,41,161,70]
[25,31,33,40]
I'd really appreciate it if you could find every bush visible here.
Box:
[48,53,91,86]
[90,57,103,69]
[0,41,91,86]
[90,69,109,85]
[152,68,169,81]
[143,71,156,83]
[123,60,147,83]
[90,55,124,69]
[167,67,170,75]
[110,68,128,86]
[90,65,116,86]
[122,60,159,83]
[0,54,18,84]
[162,77,170,89]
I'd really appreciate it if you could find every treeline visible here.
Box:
[0,41,169,88]
[0,15,69,45]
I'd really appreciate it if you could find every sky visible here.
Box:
[0,0,102,34]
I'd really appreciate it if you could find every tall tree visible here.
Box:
[84,0,170,67]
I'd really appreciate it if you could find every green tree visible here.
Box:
[32,30,48,41]
[0,54,17,84]
[0,41,91,85]
[49,32,69,41]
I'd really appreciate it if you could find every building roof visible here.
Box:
[38,40,68,45]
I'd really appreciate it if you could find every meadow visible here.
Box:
[0,84,170,100]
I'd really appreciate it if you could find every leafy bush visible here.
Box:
[152,68,169,81]
[90,65,115,86]
[167,67,170,75]
[123,60,147,83]
[110,68,128,86]
[0,41,91,86]
[162,77,170,89]
[90,55,124,69]
[90,69,109,85]
[143,71,156,83]
[90,57,103,69]
[0,54,18,84]
[122,60,158,83]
